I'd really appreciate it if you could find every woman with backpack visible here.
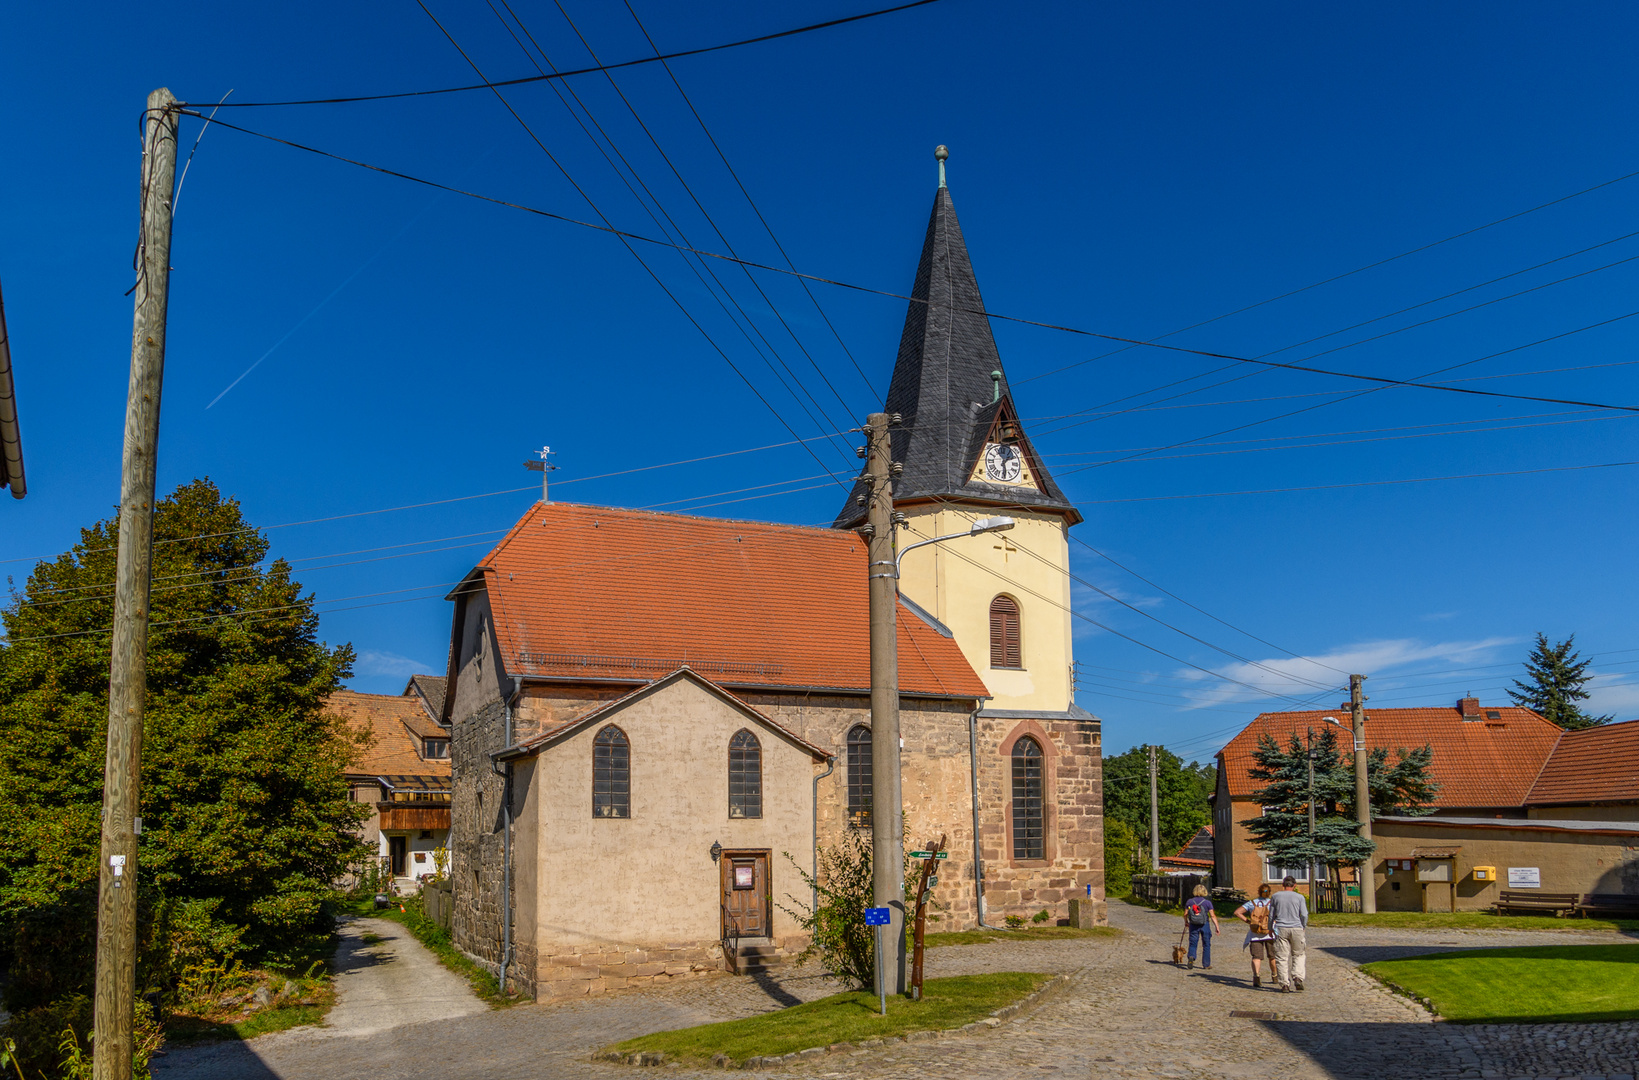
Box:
[1234,883,1279,988]
[1181,884,1220,970]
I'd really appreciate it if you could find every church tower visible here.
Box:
[836,148,1083,719]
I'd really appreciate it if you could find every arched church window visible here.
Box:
[1011,736,1045,860]
[729,730,762,819]
[846,725,872,828]
[990,595,1022,669]
[592,725,630,819]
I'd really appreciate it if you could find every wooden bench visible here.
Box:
[1578,893,1639,919]
[1496,890,1579,915]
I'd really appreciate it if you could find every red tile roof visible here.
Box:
[1160,825,1215,869]
[1526,719,1639,806]
[1218,705,1562,809]
[461,502,989,699]
[329,690,451,779]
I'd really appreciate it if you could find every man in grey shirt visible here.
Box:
[1268,875,1309,991]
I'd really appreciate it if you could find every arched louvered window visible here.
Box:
[592,725,630,819]
[990,595,1022,669]
[728,729,763,819]
[1011,736,1045,860]
[846,725,873,829]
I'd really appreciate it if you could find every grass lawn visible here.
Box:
[346,896,522,1008]
[1363,943,1639,1023]
[1312,911,1639,932]
[605,972,1045,1064]
[923,925,1118,947]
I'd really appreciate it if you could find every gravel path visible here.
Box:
[153,903,1639,1080]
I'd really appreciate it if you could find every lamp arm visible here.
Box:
[894,531,973,576]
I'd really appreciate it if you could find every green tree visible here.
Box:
[1241,726,1439,872]
[1101,817,1143,896]
[1507,633,1612,730]
[1101,745,1215,858]
[0,478,367,1007]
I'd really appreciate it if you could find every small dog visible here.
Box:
[1172,939,1188,966]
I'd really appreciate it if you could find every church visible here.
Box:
[442,153,1104,1001]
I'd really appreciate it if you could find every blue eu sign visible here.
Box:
[864,906,891,926]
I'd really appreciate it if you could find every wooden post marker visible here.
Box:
[94,87,178,1080]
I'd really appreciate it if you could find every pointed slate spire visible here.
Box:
[834,150,1079,528]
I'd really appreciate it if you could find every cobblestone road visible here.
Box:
[154,903,1639,1080]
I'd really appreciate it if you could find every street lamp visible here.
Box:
[895,516,1015,579]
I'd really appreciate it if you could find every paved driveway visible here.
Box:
[154,903,1639,1080]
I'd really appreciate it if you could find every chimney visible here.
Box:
[1459,696,1481,719]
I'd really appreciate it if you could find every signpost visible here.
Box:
[864,906,891,1016]
[908,836,948,1001]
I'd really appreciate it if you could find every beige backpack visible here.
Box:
[1248,900,1272,936]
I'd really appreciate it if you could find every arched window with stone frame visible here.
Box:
[1011,735,1045,860]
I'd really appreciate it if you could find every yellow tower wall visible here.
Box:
[895,503,1075,713]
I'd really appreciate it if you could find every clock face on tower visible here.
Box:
[983,442,1023,483]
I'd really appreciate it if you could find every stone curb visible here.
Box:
[591,972,1074,1069]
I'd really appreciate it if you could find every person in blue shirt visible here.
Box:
[1181,884,1221,970]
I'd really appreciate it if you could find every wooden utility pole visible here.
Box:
[94,87,178,1080]
[1349,674,1375,913]
[864,412,905,996]
[1147,746,1160,870]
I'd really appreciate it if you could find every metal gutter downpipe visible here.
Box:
[491,678,522,994]
[811,756,835,916]
[969,708,1006,930]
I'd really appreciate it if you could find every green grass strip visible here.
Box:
[1363,943,1639,1023]
[607,972,1045,1064]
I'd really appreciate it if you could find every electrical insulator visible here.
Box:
[856,494,867,506]
[859,524,876,538]
[892,511,908,526]
[890,412,903,426]
[856,445,867,459]
[890,461,904,478]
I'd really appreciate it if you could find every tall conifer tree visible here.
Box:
[1507,633,1611,730]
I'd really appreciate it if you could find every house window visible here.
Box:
[990,595,1022,669]
[422,737,450,759]
[592,725,630,819]
[1263,859,1326,883]
[846,725,872,829]
[1011,736,1045,860]
[729,729,763,819]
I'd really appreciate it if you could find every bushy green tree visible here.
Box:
[1241,726,1438,872]
[0,479,367,1009]
[1508,633,1612,730]
[1102,817,1143,896]
[1101,745,1215,857]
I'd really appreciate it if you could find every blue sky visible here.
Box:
[4,1,1638,765]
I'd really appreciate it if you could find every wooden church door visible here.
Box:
[720,852,770,938]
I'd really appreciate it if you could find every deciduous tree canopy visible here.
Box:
[1101,745,1215,860]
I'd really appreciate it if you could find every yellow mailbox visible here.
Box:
[1472,865,1498,882]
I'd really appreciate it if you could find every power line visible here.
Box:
[181,1,946,109]
[411,0,851,485]
[1079,459,1639,504]
[479,0,857,466]
[186,112,1639,417]
[1015,165,1639,386]
[621,0,878,400]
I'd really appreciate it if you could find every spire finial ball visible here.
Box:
[934,145,948,161]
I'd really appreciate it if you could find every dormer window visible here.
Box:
[422,737,450,760]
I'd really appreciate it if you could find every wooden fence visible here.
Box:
[1131,874,1209,908]
[1312,880,1363,913]
[422,880,454,930]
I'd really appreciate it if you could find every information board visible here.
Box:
[1507,867,1541,888]
[864,906,891,926]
